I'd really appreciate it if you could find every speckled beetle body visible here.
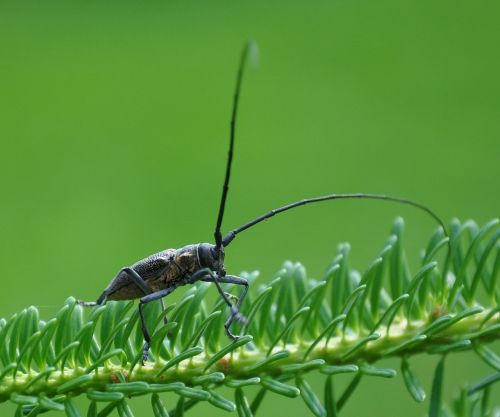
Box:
[103,243,219,301]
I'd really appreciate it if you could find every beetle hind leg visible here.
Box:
[78,266,152,307]
[77,289,108,307]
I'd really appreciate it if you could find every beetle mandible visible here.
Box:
[79,41,446,363]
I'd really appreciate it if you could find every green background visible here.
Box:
[0,0,498,415]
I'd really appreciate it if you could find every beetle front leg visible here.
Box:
[183,268,248,339]
[193,269,244,314]
[223,292,239,303]
[183,268,239,313]
[201,274,249,340]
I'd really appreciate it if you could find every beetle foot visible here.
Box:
[77,300,97,307]
[225,326,241,341]
[141,342,150,365]
[229,307,247,325]
[223,292,239,304]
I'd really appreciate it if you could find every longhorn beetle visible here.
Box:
[79,41,447,363]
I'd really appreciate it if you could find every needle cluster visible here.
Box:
[0,218,499,417]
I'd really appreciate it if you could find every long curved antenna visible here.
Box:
[222,193,448,247]
[214,41,254,250]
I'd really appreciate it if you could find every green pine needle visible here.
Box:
[0,217,499,416]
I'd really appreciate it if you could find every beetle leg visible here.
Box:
[223,292,239,303]
[201,274,249,340]
[183,268,246,338]
[138,286,178,364]
[77,266,153,307]
[210,271,239,313]
[123,267,153,295]
[77,289,109,307]
[185,268,242,310]
[123,268,167,324]
[184,267,214,283]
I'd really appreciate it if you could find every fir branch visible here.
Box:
[0,217,499,416]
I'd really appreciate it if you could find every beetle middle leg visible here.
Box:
[138,285,178,364]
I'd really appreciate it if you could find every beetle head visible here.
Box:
[198,243,225,275]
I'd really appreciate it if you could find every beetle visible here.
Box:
[79,41,446,363]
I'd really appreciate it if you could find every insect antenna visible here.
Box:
[214,41,254,251]
[221,193,448,247]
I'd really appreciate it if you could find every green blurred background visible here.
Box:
[0,0,498,415]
